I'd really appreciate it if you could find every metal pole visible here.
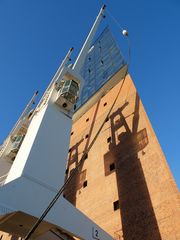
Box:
[73,5,106,73]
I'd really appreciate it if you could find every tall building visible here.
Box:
[64,28,180,239]
[0,10,179,240]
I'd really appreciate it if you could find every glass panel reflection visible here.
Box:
[76,27,125,109]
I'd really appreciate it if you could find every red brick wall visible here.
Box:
[65,73,180,239]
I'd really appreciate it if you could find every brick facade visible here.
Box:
[65,72,180,239]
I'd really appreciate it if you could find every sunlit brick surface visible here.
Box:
[65,72,180,239]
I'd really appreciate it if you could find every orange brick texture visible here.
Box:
[64,73,180,240]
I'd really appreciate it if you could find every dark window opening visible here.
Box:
[88,57,91,61]
[68,148,71,153]
[71,131,74,136]
[110,163,115,171]
[113,200,120,211]
[83,180,87,188]
[101,60,104,64]
[65,168,69,174]
[85,134,89,139]
[104,102,107,106]
[84,153,88,160]
[86,118,89,122]
[107,137,111,143]
[88,69,91,73]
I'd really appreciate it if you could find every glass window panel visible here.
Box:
[77,27,125,108]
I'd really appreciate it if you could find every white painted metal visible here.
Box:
[0,83,112,239]
[0,91,38,156]
[0,5,113,240]
[0,92,39,182]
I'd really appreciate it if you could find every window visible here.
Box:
[78,170,87,189]
[86,118,89,122]
[103,102,107,107]
[83,180,88,188]
[85,134,89,139]
[65,168,69,174]
[64,80,71,86]
[110,163,115,171]
[107,137,111,143]
[71,131,74,136]
[76,28,125,109]
[68,148,72,153]
[113,200,120,211]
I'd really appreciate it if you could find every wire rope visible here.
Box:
[106,9,131,66]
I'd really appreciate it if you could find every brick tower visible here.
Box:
[64,28,180,240]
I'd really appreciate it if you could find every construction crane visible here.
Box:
[0,5,113,240]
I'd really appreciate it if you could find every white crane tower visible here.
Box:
[0,5,113,240]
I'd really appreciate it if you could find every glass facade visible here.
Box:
[76,27,126,109]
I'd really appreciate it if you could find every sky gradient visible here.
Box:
[0,0,179,189]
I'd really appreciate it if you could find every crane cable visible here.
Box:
[24,11,131,240]
[106,9,131,66]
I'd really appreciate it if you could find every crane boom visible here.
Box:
[0,5,113,240]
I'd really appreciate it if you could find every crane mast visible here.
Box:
[0,5,113,240]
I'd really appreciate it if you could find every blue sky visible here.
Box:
[0,0,179,189]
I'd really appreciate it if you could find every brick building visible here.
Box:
[65,69,180,239]
[63,28,180,239]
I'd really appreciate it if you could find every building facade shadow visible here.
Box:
[64,100,101,205]
[65,90,162,239]
[104,93,162,240]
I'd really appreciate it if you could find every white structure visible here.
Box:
[0,5,113,240]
